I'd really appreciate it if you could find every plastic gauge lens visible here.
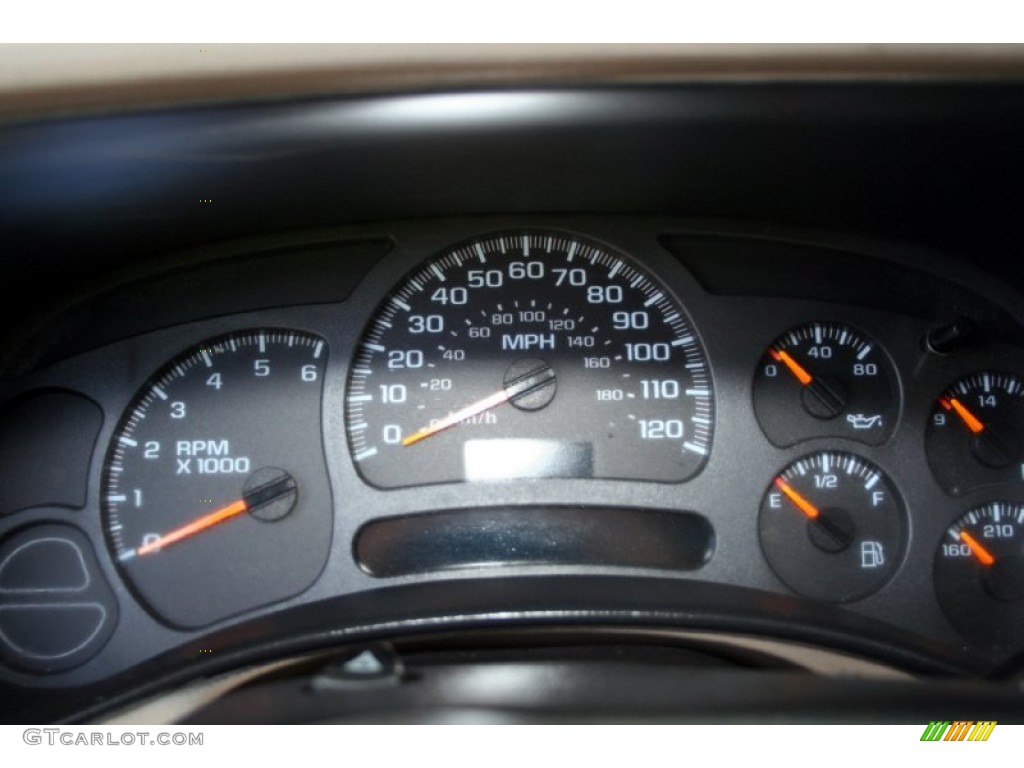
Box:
[934,502,1024,647]
[752,322,898,447]
[759,452,906,603]
[926,373,1024,496]
[102,330,333,629]
[347,231,714,488]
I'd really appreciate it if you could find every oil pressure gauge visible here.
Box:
[753,322,898,447]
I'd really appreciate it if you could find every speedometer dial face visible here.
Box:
[347,231,714,488]
[102,330,333,629]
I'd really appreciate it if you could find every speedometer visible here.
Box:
[346,231,714,488]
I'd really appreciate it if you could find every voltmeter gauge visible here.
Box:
[102,329,333,629]
[934,502,1024,647]
[758,451,907,603]
[926,372,1024,496]
[753,322,898,447]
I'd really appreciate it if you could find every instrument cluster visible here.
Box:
[2,218,1024,702]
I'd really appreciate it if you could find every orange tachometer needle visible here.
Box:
[769,348,813,386]
[959,530,996,567]
[401,388,512,447]
[774,477,820,520]
[136,499,249,557]
[940,396,985,434]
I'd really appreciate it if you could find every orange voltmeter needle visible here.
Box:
[402,388,512,447]
[134,499,249,558]
[939,396,986,434]
[773,476,821,520]
[959,530,997,567]
[769,348,813,386]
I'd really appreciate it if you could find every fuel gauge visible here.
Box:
[758,451,907,603]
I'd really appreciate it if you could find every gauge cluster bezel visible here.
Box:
[2,215,1024,697]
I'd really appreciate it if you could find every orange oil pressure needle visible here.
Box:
[959,530,996,567]
[773,477,821,520]
[136,498,249,557]
[769,348,813,386]
[940,396,985,434]
[402,388,512,447]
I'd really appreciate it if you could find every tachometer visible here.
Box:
[102,329,333,629]
[346,231,714,488]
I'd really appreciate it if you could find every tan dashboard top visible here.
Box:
[2,43,1024,121]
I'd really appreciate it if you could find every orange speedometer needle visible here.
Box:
[769,348,813,386]
[402,361,557,447]
[773,477,820,520]
[959,530,996,567]
[940,396,985,434]
[135,499,249,557]
[402,388,512,447]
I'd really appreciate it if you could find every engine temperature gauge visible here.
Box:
[934,502,1024,647]
[753,322,898,447]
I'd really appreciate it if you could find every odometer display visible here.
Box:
[347,231,714,488]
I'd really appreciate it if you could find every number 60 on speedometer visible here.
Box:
[346,231,715,488]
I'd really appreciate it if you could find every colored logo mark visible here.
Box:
[920,721,997,741]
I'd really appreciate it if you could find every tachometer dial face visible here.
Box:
[752,322,898,447]
[934,502,1024,647]
[102,330,333,629]
[346,231,714,488]
[926,372,1024,496]
[759,452,906,603]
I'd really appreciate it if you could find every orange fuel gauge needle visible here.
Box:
[773,476,820,520]
[959,530,996,567]
[940,396,986,434]
[133,498,249,558]
[769,348,813,386]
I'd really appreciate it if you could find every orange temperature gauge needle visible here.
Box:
[769,348,813,386]
[135,499,249,557]
[959,530,996,567]
[773,477,820,520]
[939,396,985,434]
[402,388,512,447]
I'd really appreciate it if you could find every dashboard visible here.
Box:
[3,71,1024,723]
